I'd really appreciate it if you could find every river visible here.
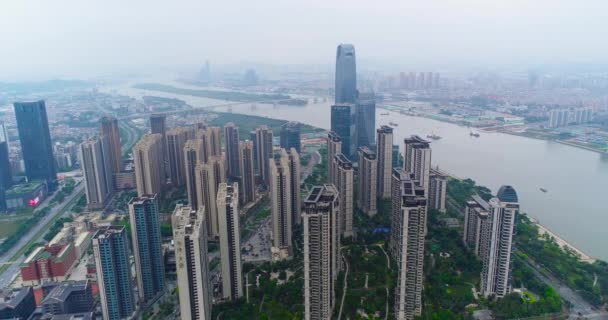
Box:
[102,83,608,261]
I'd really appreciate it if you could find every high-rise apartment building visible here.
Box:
[254,126,273,186]
[303,185,339,320]
[13,100,57,190]
[133,134,164,196]
[330,104,356,160]
[92,226,135,320]
[172,204,212,320]
[79,136,114,210]
[335,44,357,104]
[167,127,193,186]
[462,195,491,257]
[391,169,426,320]
[100,116,122,175]
[224,123,240,178]
[195,156,226,239]
[184,139,206,210]
[326,132,342,184]
[403,136,431,192]
[285,148,301,225]
[207,127,222,157]
[376,126,393,198]
[479,186,519,298]
[269,150,293,260]
[428,169,447,213]
[150,114,168,179]
[333,154,353,238]
[357,146,377,216]
[128,195,165,304]
[356,92,376,148]
[238,140,256,206]
[280,121,301,153]
[217,183,243,300]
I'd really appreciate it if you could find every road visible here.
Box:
[337,248,349,320]
[0,184,84,287]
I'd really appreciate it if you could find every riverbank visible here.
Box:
[530,218,596,263]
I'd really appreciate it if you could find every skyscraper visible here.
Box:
[133,134,163,196]
[0,123,11,212]
[463,195,491,257]
[167,127,193,186]
[303,185,339,320]
[330,104,356,159]
[150,114,168,180]
[217,183,243,300]
[391,169,426,320]
[172,204,212,320]
[428,169,447,213]
[356,92,376,148]
[403,136,431,193]
[224,123,240,178]
[326,132,342,185]
[333,154,353,238]
[376,126,393,198]
[280,121,301,153]
[207,127,222,157]
[238,140,256,206]
[92,226,135,320]
[195,156,225,239]
[100,116,122,175]
[335,44,357,104]
[79,136,114,210]
[13,101,57,190]
[285,148,301,225]
[128,195,165,304]
[479,186,519,298]
[357,147,377,216]
[184,139,206,210]
[269,150,293,260]
[254,126,273,186]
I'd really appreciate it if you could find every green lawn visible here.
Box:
[209,112,320,140]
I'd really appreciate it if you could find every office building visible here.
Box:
[392,145,400,169]
[356,92,376,148]
[280,121,301,153]
[376,126,393,198]
[330,104,356,159]
[93,226,135,320]
[20,243,77,286]
[41,280,94,316]
[285,148,301,225]
[0,287,36,320]
[133,134,164,196]
[326,132,342,185]
[195,156,225,239]
[167,127,193,186]
[403,136,431,192]
[333,154,353,238]
[303,185,339,320]
[224,123,240,178]
[335,44,357,104]
[128,195,165,304]
[238,140,256,206]
[428,169,447,213]
[479,186,519,298]
[79,136,114,210]
[150,114,168,179]
[13,100,57,190]
[217,183,243,300]
[100,116,122,175]
[462,195,491,257]
[172,204,212,320]
[390,169,426,320]
[184,139,206,210]
[357,147,377,216]
[254,126,273,186]
[0,125,11,211]
[269,150,293,260]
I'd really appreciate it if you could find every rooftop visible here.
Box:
[6,181,45,195]
[42,281,90,305]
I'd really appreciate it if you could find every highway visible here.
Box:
[0,184,84,287]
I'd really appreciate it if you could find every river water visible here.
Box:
[103,84,608,261]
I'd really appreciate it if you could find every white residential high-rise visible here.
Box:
[286,148,301,225]
[303,185,339,320]
[326,131,342,185]
[217,183,243,300]
[172,204,212,320]
[463,195,491,258]
[376,125,393,198]
[79,136,114,210]
[133,134,164,196]
[195,156,225,239]
[184,138,206,210]
[391,169,426,320]
[224,123,240,178]
[254,126,273,187]
[403,135,431,193]
[166,127,194,186]
[357,146,377,216]
[428,169,447,213]
[333,154,354,238]
[269,150,293,260]
[238,140,256,206]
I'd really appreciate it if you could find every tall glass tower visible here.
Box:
[13,101,57,190]
[335,44,357,104]
[330,104,357,159]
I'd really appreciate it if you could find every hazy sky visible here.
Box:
[1,0,607,79]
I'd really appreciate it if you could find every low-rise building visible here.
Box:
[5,181,48,210]
[20,244,77,286]
[41,280,94,316]
[0,287,36,320]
